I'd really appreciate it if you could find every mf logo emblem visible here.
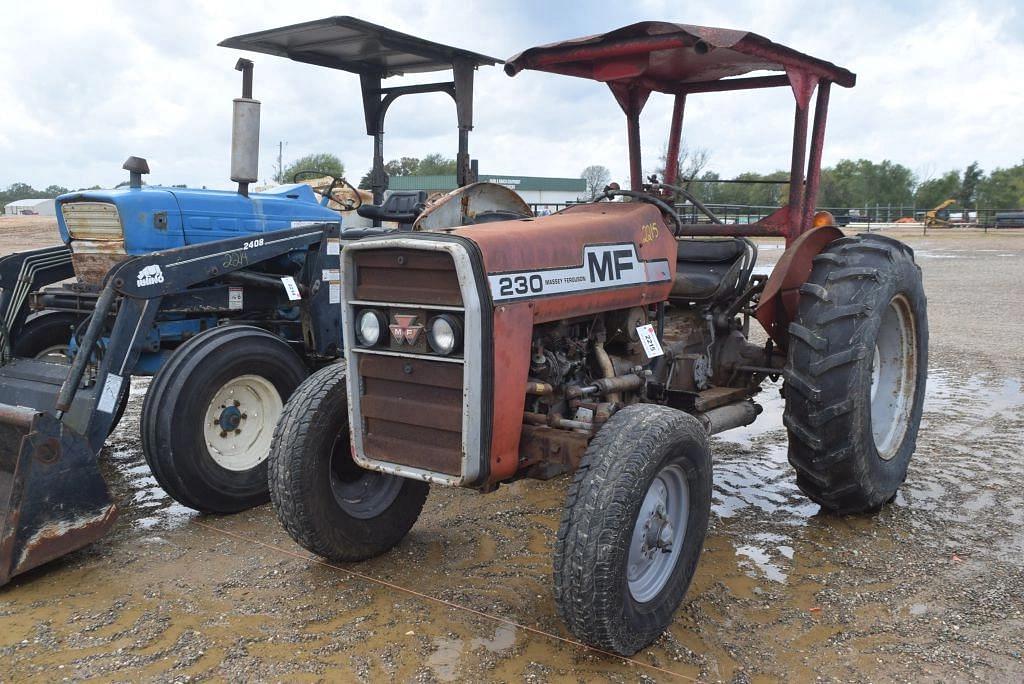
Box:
[136,264,164,288]
[586,248,635,282]
[389,314,423,345]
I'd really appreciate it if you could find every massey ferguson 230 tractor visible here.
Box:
[268,22,928,655]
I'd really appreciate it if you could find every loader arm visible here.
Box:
[0,223,339,585]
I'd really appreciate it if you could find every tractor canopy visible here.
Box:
[220,17,501,206]
[505,21,855,242]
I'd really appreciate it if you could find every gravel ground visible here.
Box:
[0,220,1021,682]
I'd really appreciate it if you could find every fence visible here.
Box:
[527,202,1024,230]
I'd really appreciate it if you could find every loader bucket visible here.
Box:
[0,403,116,586]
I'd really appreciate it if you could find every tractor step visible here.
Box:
[0,362,115,585]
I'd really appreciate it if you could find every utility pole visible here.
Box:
[275,141,287,183]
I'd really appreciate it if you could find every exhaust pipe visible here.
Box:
[696,400,762,435]
[231,58,260,197]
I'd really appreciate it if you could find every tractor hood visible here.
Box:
[55,183,339,256]
[451,202,677,323]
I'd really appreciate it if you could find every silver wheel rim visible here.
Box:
[202,374,283,472]
[870,294,917,460]
[627,463,689,603]
[34,344,70,364]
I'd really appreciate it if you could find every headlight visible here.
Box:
[356,309,385,346]
[427,314,463,355]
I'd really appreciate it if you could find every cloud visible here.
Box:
[0,0,1020,191]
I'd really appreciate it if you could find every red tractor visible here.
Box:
[269,22,927,655]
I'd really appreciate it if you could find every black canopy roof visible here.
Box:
[219,16,500,78]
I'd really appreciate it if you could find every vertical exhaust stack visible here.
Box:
[231,59,260,197]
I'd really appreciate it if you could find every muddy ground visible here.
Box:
[0,219,1022,682]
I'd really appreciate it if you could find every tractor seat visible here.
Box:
[355,190,428,229]
[670,238,746,302]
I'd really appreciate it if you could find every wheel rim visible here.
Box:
[328,434,402,519]
[627,463,689,603]
[33,344,70,364]
[870,294,917,460]
[203,374,283,472]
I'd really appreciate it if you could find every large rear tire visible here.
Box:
[554,404,712,656]
[784,233,928,514]
[268,362,429,562]
[141,325,308,513]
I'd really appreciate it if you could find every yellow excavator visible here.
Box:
[924,198,956,228]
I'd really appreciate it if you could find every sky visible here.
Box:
[1,0,1021,191]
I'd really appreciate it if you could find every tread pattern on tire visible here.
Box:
[141,325,306,513]
[554,404,711,655]
[783,233,926,514]
[268,362,429,562]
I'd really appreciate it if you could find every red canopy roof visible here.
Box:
[504,21,855,91]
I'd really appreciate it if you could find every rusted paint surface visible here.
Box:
[71,250,128,287]
[504,21,855,89]
[755,225,843,347]
[516,424,589,480]
[413,182,533,231]
[358,354,464,476]
[352,248,462,305]
[488,302,533,483]
[455,202,676,324]
[13,504,117,576]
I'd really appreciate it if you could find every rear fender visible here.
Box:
[755,225,843,348]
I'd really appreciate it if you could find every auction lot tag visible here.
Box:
[636,324,664,358]
[228,286,243,310]
[280,276,302,301]
[97,373,124,414]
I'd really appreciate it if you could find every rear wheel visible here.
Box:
[784,233,928,514]
[12,311,80,362]
[554,404,712,656]
[13,312,129,434]
[268,363,429,562]
[141,325,308,513]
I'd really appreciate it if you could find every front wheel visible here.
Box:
[268,362,429,562]
[141,325,309,513]
[784,233,928,514]
[554,404,712,656]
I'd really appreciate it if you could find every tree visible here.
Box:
[976,161,1024,209]
[357,154,458,189]
[818,159,916,208]
[580,165,611,199]
[416,153,457,176]
[958,161,983,207]
[279,153,344,184]
[914,170,960,210]
[654,144,711,186]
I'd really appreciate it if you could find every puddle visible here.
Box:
[426,624,517,681]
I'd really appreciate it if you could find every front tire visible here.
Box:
[554,404,712,656]
[141,325,308,513]
[268,363,429,562]
[784,233,928,514]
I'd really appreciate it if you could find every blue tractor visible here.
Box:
[0,17,511,585]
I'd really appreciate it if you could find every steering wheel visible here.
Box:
[645,176,723,226]
[291,170,363,211]
[596,183,683,236]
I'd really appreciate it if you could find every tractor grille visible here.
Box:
[346,241,483,485]
[62,202,123,240]
[358,354,464,475]
[61,202,127,287]
[352,248,462,305]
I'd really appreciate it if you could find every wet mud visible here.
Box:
[0,225,1022,682]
